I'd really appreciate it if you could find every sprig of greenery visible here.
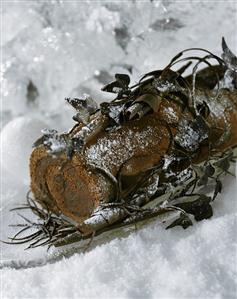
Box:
[6,39,237,249]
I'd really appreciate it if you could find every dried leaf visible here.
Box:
[222,37,237,72]
[72,108,90,124]
[33,129,58,148]
[135,94,162,112]
[125,103,146,120]
[66,95,98,115]
[205,164,215,177]
[101,81,124,93]
[166,213,193,229]
[115,73,130,87]
[140,70,162,82]
[66,97,86,110]
[169,51,184,65]
[175,195,213,221]
[214,155,231,172]
[197,174,208,186]
[100,102,125,127]
[85,95,98,114]
[213,180,222,200]
[196,101,210,118]
[101,73,130,94]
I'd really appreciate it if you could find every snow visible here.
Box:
[1,1,237,298]
[0,116,49,184]
[1,180,237,298]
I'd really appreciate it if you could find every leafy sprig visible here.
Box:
[5,38,237,249]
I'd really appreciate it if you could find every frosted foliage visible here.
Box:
[1,1,237,298]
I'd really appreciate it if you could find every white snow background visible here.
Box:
[1,1,237,298]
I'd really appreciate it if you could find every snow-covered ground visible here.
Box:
[1,1,237,298]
